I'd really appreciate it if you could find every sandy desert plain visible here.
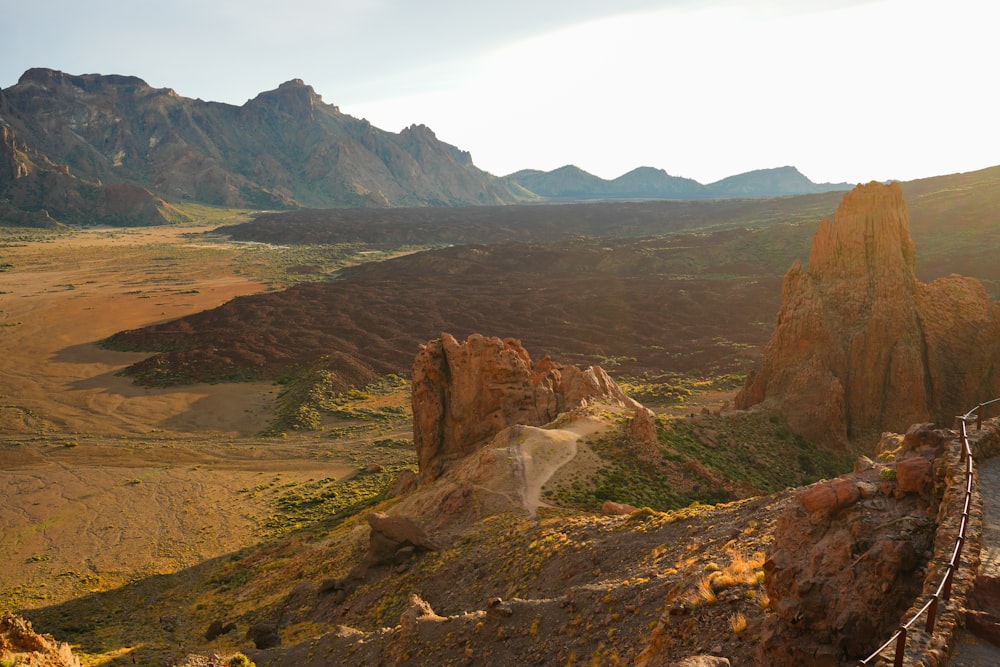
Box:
[0,220,418,621]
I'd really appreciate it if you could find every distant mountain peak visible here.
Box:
[705,165,849,197]
[249,78,328,117]
[15,68,158,95]
[0,68,527,220]
[506,164,843,200]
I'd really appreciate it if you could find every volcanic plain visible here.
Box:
[2,166,999,666]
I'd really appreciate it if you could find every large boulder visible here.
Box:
[736,182,1000,449]
[412,332,645,483]
[364,511,438,567]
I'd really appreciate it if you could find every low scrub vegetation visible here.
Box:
[266,371,410,435]
[618,373,745,407]
[545,407,849,514]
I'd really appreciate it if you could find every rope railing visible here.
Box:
[857,399,999,667]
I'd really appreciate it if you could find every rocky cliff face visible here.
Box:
[736,181,1000,449]
[0,116,181,226]
[411,333,644,483]
[0,68,524,222]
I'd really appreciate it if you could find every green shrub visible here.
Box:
[229,654,256,667]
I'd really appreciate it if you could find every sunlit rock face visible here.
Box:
[737,181,1000,449]
[411,332,644,484]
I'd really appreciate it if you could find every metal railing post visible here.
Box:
[894,627,907,667]
[942,563,955,601]
[925,595,939,633]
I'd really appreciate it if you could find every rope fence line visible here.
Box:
[857,399,1000,667]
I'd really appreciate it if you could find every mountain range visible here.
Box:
[2,68,850,225]
[507,164,850,200]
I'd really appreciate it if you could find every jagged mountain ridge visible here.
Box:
[508,164,852,200]
[0,68,524,222]
[0,67,860,226]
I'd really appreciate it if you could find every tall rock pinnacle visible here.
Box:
[736,182,1000,449]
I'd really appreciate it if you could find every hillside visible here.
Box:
[0,122,187,227]
[507,164,851,200]
[0,69,525,223]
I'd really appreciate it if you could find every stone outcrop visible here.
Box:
[736,181,1000,449]
[757,430,947,665]
[0,612,81,667]
[411,332,645,483]
[363,511,439,567]
[321,511,439,604]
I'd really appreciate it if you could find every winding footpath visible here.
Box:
[948,456,1000,665]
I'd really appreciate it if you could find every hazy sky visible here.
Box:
[2,0,996,183]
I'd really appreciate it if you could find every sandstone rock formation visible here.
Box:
[412,332,646,483]
[736,181,1000,449]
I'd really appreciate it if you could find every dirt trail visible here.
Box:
[948,456,1000,665]
[514,416,610,514]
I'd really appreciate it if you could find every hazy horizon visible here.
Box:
[3,0,997,185]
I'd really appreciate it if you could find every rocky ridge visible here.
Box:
[736,181,1000,449]
[0,68,524,222]
[0,118,183,226]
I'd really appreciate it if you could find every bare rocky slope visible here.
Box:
[0,121,185,227]
[736,181,1000,449]
[0,68,525,223]
[147,335,947,667]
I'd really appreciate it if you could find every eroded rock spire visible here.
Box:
[737,181,1000,448]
